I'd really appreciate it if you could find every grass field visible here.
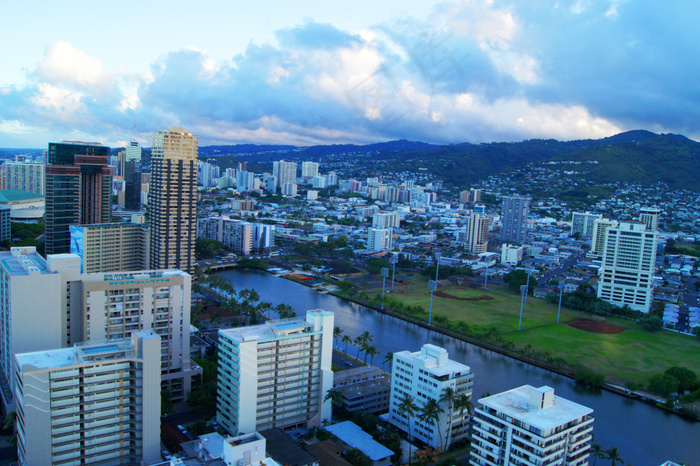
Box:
[371,279,700,385]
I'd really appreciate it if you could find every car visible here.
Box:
[177,425,186,434]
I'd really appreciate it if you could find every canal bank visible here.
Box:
[218,268,700,465]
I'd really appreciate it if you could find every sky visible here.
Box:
[1,0,699,149]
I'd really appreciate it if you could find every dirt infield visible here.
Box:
[567,319,625,334]
[434,290,495,302]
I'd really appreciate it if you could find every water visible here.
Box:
[218,269,700,465]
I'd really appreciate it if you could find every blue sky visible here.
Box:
[1,0,698,148]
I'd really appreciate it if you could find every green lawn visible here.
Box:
[377,281,700,385]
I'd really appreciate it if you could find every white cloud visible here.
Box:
[36,42,109,90]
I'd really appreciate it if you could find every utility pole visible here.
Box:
[381,267,389,309]
[519,284,528,330]
[428,280,438,325]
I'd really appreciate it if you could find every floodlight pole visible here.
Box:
[484,262,489,290]
[391,255,397,291]
[525,270,530,303]
[435,253,441,282]
[381,267,389,309]
[428,280,438,326]
[519,285,528,330]
[557,283,564,323]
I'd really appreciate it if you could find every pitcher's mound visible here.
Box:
[567,319,625,334]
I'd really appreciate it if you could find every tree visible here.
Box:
[418,399,444,449]
[383,351,394,370]
[195,238,226,259]
[439,387,456,450]
[324,388,344,409]
[503,269,538,295]
[604,446,623,466]
[664,366,698,393]
[397,394,419,465]
[342,335,352,353]
[365,345,379,366]
[344,447,372,466]
[354,336,363,359]
[648,373,680,397]
[2,411,16,431]
[590,444,604,466]
[334,326,343,346]
[453,394,473,442]
[276,303,297,319]
[639,315,663,332]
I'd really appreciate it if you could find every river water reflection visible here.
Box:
[218,269,700,465]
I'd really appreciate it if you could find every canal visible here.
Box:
[218,268,700,465]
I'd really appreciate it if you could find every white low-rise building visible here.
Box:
[470,385,594,466]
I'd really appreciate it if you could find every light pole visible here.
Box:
[391,254,397,291]
[428,279,438,325]
[519,284,528,330]
[435,252,441,282]
[381,267,389,309]
[524,268,531,303]
[557,282,565,323]
[484,261,489,290]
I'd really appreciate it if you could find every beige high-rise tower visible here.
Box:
[148,127,198,273]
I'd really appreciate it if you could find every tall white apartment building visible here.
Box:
[223,219,253,256]
[69,222,149,273]
[590,218,619,258]
[639,206,661,231]
[280,182,298,197]
[367,227,393,252]
[597,221,658,313]
[0,247,65,409]
[571,211,602,240]
[301,161,319,180]
[14,331,161,466]
[217,310,334,435]
[272,160,297,188]
[0,248,198,407]
[389,344,474,449]
[253,223,275,251]
[236,171,255,192]
[470,385,593,466]
[465,213,490,254]
[500,195,530,244]
[1,161,45,195]
[372,211,401,229]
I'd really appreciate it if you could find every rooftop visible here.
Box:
[0,189,44,203]
[219,317,315,343]
[479,385,593,432]
[0,247,48,277]
[324,421,394,461]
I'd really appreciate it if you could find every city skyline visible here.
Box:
[1,1,699,148]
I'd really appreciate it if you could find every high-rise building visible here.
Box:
[280,182,298,197]
[272,160,297,189]
[500,195,530,244]
[148,127,198,274]
[15,331,162,466]
[372,211,401,229]
[465,213,490,254]
[45,141,112,255]
[0,160,45,195]
[571,211,602,240]
[501,244,524,266]
[252,223,275,251]
[639,206,661,231]
[123,142,142,211]
[388,344,474,449]
[470,385,593,466]
[590,218,619,258]
[597,221,658,313]
[301,161,319,180]
[367,227,393,252]
[217,310,334,435]
[0,247,65,409]
[223,220,253,256]
[69,222,149,273]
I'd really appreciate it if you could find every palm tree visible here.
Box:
[333,326,343,346]
[359,330,373,345]
[453,394,473,443]
[354,336,363,359]
[342,335,352,354]
[383,351,394,370]
[440,387,456,450]
[604,446,623,466]
[397,394,419,466]
[418,399,444,449]
[366,345,379,366]
[324,388,344,410]
[591,444,604,466]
